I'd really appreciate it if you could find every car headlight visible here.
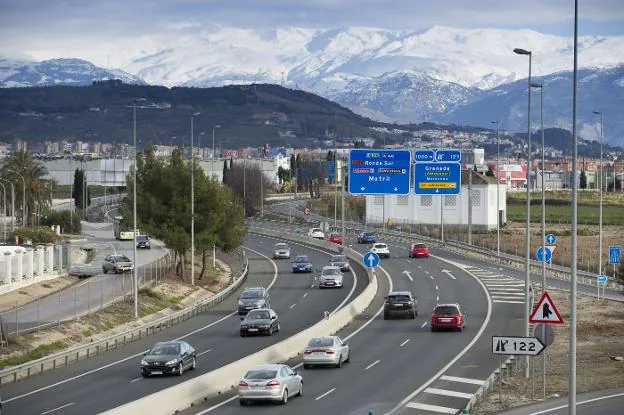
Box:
[140,359,148,366]
[256,301,264,306]
[165,359,179,366]
[238,300,244,305]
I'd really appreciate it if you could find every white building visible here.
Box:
[365,170,506,230]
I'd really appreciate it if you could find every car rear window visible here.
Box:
[308,337,334,347]
[434,306,460,315]
[375,244,387,248]
[330,255,346,262]
[412,244,426,249]
[363,233,373,237]
[241,290,262,298]
[245,370,277,380]
[388,295,411,302]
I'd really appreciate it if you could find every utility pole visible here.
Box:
[468,169,473,245]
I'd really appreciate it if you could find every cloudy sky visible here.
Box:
[1,0,623,66]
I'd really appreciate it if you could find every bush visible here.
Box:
[12,227,60,244]
[40,210,82,234]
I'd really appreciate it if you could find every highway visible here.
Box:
[180,224,525,415]
[499,388,624,415]
[3,233,365,415]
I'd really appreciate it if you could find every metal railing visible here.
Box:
[0,249,248,385]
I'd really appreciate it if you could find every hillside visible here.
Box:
[0,81,384,148]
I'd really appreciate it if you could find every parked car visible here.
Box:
[136,235,151,249]
[238,287,271,315]
[357,232,376,244]
[329,254,350,272]
[303,336,350,369]
[327,233,343,245]
[273,243,291,259]
[308,227,325,240]
[238,363,303,405]
[292,255,313,273]
[384,291,418,319]
[140,340,196,377]
[370,242,390,258]
[240,308,280,336]
[409,243,429,258]
[431,303,466,332]
[102,254,134,274]
[318,265,343,288]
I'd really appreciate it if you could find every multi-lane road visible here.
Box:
[2,233,364,415]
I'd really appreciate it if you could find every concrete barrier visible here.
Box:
[101,228,379,415]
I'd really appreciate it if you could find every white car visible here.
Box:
[308,228,325,240]
[370,243,390,258]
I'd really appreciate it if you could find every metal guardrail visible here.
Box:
[0,249,249,385]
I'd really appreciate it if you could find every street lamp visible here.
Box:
[593,110,603,280]
[7,169,26,227]
[0,178,15,233]
[191,112,200,286]
[211,124,221,269]
[491,120,500,259]
[513,46,532,378]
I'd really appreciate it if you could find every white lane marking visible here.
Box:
[417,265,422,269]
[365,360,380,370]
[493,300,524,304]
[425,387,474,399]
[526,391,624,415]
[435,285,439,290]
[289,303,296,309]
[387,256,492,414]
[197,349,213,357]
[441,270,456,280]
[421,322,428,328]
[483,283,525,287]
[41,403,75,414]
[424,270,430,274]
[406,259,412,263]
[129,377,143,383]
[487,287,524,291]
[436,295,439,301]
[6,243,280,404]
[315,388,336,400]
[429,275,434,280]
[440,375,485,385]
[194,396,238,414]
[303,293,308,298]
[405,402,458,414]
[403,270,413,282]
[400,339,410,347]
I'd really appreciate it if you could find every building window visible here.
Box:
[444,195,457,207]
[373,195,384,206]
[471,190,481,207]
[397,195,409,206]
[421,195,432,207]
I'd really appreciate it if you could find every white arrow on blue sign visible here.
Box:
[546,234,556,245]
[536,246,552,263]
[609,245,621,264]
[363,252,380,268]
[597,275,608,286]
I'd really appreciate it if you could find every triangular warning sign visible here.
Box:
[529,291,564,324]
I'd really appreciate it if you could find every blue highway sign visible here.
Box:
[536,246,552,263]
[414,150,435,163]
[363,252,380,268]
[348,149,411,195]
[609,245,621,264]
[597,275,608,286]
[435,149,462,163]
[414,162,461,195]
[546,234,556,245]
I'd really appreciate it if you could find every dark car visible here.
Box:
[383,291,418,320]
[240,308,280,336]
[140,340,196,377]
[431,303,466,332]
[292,255,313,273]
[329,254,350,272]
[409,243,429,258]
[136,235,151,249]
[102,254,134,274]
[357,232,376,244]
[238,287,271,314]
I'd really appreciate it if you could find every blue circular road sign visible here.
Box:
[546,234,556,245]
[363,252,380,268]
[597,275,608,286]
[536,246,552,263]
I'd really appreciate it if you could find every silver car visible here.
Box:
[273,243,291,259]
[238,364,303,405]
[102,254,134,274]
[303,336,351,368]
[318,265,343,288]
[329,254,350,272]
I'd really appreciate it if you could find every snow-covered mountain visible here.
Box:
[0,58,144,87]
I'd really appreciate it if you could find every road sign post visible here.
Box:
[348,149,411,195]
[597,275,608,300]
[529,291,564,324]
[609,245,621,285]
[492,336,546,356]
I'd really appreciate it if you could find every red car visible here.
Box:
[409,243,430,258]
[430,303,465,332]
[328,233,343,245]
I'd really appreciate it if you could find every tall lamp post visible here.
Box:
[492,120,500,259]
[593,110,603,280]
[7,169,26,227]
[513,46,532,378]
[212,124,220,269]
[0,178,15,234]
[190,112,200,286]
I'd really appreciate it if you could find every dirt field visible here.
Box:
[471,290,624,414]
[0,276,77,313]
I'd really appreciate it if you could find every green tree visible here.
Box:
[40,210,82,234]
[1,150,52,226]
[72,168,91,211]
[580,170,587,190]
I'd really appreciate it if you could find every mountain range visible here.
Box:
[1,25,623,146]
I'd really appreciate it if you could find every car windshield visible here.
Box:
[363,232,373,237]
[412,243,426,249]
[275,243,288,250]
[137,235,148,242]
[434,306,460,315]
[388,295,411,302]
[308,337,334,347]
[374,244,387,249]
[150,343,180,355]
[311,228,322,233]
[330,255,346,262]
[245,370,277,380]
[294,256,309,263]
[241,290,262,299]
[330,233,340,238]
[246,310,270,320]
[321,268,341,276]
[114,255,131,262]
